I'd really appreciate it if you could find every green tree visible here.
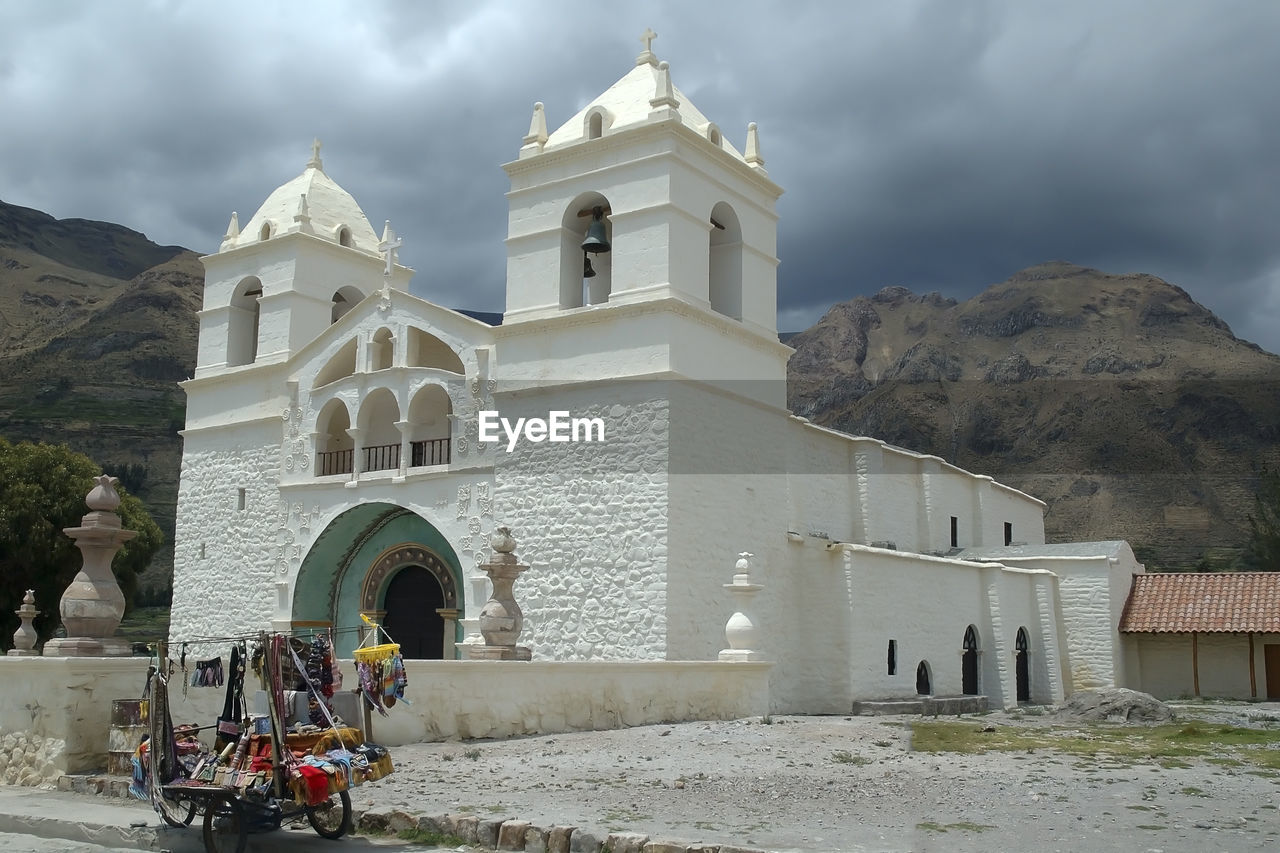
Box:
[0,438,163,649]
[1239,465,1280,571]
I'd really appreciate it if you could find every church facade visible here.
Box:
[169,39,1142,714]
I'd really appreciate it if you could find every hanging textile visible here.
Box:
[190,657,224,687]
[215,643,246,748]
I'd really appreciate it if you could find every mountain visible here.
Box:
[787,261,1280,570]
[0,199,203,593]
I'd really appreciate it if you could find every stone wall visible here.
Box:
[492,381,670,660]
[170,429,281,649]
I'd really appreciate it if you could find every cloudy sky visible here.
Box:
[3,1,1279,352]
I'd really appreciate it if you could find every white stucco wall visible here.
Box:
[1128,632,1280,700]
[834,545,1062,710]
[366,660,771,746]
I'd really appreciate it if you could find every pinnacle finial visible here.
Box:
[224,211,239,240]
[378,221,402,277]
[745,122,765,170]
[307,138,323,171]
[649,60,679,112]
[523,102,548,146]
[637,27,658,66]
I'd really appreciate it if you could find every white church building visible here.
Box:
[169,37,1144,715]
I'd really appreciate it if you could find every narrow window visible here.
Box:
[1004,522,1013,546]
[258,222,271,241]
[588,112,603,139]
[887,640,897,675]
[338,226,352,247]
[199,543,206,559]
[237,488,247,511]
[950,516,958,548]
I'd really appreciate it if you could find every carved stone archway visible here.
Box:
[361,543,460,660]
[361,543,458,613]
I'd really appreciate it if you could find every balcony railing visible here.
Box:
[315,448,353,476]
[315,438,451,477]
[411,437,451,467]
[363,443,400,472]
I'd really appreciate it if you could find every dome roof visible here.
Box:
[543,56,746,162]
[225,143,381,254]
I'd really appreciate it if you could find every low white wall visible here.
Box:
[363,660,773,746]
[0,657,771,783]
[1129,632,1280,700]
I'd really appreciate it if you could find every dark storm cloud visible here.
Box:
[2,1,1278,352]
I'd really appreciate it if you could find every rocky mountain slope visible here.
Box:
[0,200,203,590]
[787,262,1280,570]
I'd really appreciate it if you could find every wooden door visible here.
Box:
[382,566,445,660]
[1266,645,1280,700]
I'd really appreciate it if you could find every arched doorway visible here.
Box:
[362,544,458,661]
[916,661,931,695]
[382,566,445,659]
[291,504,464,659]
[962,625,979,695]
[1015,627,1031,703]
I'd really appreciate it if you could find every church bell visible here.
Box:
[581,206,610,254]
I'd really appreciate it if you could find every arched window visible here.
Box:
[916,661,931,696]
[589,112,603,139]
[331,286,364,324]
[315,399,353,476]
[314,338,357,388]
[407,384,452,467]
[560,193,612,309]
[962,625,980,695]
[706,123,722,146]
[356,387,402,473]
[258,222,272,241]
[337,226,353,247]
[226,277,262,367]
[369,327,394,371]
[1015,627,1031,703]
[708,201,742,320]
[406,328,464,373]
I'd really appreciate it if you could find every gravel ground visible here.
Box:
[348,702,1280,853]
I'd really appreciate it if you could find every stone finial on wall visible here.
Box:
[42,475,137,657]
[471,526,532,661]
[8,589,40,656]
[719,551,764,662]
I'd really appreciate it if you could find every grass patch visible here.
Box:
[464,748,481,760]
[1179,786,1209,797]
[909,719,1280,771]
[916,821,994,833]
[396,827,468,846]
[1136,824,1167,830]
[830,749,872,765]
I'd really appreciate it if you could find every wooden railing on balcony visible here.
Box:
[315,448,353,476]
[411,437,451,467]
[363,443,400,472]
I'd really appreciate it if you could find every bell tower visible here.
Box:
[194,142,410,378]
[499,32,789,404]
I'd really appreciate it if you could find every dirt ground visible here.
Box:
[348,701,1280,853]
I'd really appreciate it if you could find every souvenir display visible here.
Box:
[138,627,402,853]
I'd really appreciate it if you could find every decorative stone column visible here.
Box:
[719,552,764,662]
[470,526,532,661]
[43,475,137,657]
[8,589,40,656]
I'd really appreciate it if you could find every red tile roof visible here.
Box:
[1120,572,1280,633]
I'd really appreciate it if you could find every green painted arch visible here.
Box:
[292,502,464,657]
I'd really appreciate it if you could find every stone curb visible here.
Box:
[51,776,771,853]
[354,805,768,853]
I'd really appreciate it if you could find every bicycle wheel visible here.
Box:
[157,791,197,827]
[305,789,351,840]
[202,794,247,853]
